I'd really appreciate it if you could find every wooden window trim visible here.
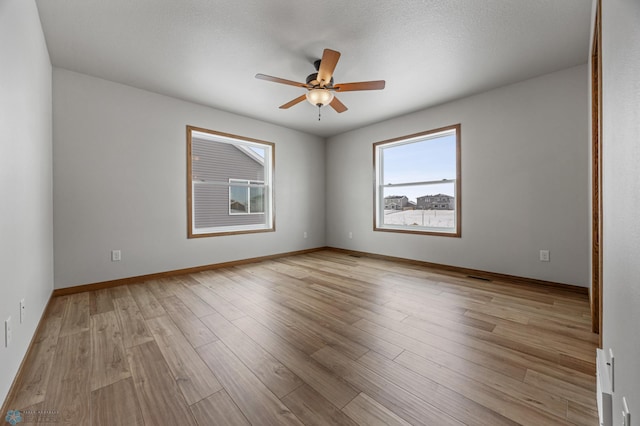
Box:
[590,0,603,344]
[187,125,275,238]
[372,124,462,238]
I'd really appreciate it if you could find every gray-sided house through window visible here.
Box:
[374,124,461,237]
[187,126,275,237]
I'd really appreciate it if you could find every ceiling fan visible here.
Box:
[255,48,385,120]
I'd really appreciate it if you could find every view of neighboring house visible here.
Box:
[384,195,409,210]
[417,193,455,210]
[192,140,265,229]
[386,194,455,211]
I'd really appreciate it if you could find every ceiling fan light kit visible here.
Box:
[256,48,385,120]
[306,89,334,107]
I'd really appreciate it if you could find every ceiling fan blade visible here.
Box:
[334,80,386,92]
[255,73,308,88]
[317,49,341,87]
[279,94,307,109]
[329,96,348,113]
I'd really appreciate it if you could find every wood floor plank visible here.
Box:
[146,315,222,405]
[226,270,381,361]
[187,283,247,321]
[273,297,403,360]
[523,369,597,409]
[353,317,528,381]
[109,284,132,299]
[90,288,114,315]
[309,283,408,322]
[311,346,463,426]
[394,350,574,426]
[172,283,217,318]
[281,384,359,426]
[358,351,520,426]
[342,392,412,426]
[59,292,90,337]
[5,250,597,426]
[393,297,499,327]
[90,310,131,391]
[371,308,596,392]
[567,400,599,425]
[244,265,362,325]
[160,295,218,348]
[231,295,327,356]
[192,273,246,305]
[197,340,304,426]
[8,315,62,409]
[126,341,197,426]
[274,282,360,320]
[231,269,402,359]
[200,312,304,398]
[190,389,250,426]
[526,316,599,343]
[128,283,166,319]
[267,259,312,279]
[403,314,595,375]
[233,315,359,409]
[491,323,596,361]
[113,295,154,348]
[91,377,143,426]
[146,278,178,299]
[43,330,91,425]
[46,294,68,318]
[232,287,369,360]
[376,344,568,420]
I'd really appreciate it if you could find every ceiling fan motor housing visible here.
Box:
[306,72,334,88]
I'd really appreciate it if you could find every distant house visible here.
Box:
[384,195,409,210]
[416,193,455,210]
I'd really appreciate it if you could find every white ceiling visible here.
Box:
[35,0,592,138]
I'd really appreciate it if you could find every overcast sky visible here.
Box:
[381,133,456,202]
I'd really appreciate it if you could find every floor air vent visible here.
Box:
[467,275,492,282]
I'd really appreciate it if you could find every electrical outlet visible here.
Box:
[5,317,12,347]
[303,231,308,239]
[111,250,121,262]
[539,250,550,262]
[349,231,353,239]
[20,299,25,324]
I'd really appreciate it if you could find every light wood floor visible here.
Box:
[5,250,598,425]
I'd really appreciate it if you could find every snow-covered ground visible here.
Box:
[383,209,454,228]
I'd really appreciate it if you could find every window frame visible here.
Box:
[187,125,275,238]
[228,179,265,215]
[373,124,461,237]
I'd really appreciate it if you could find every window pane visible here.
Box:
[250,182,264,213]
[382,134,456,185]
[382,182,455,229]
[230,182,248,213]
[187,126,274,237]
[374,125,460,236]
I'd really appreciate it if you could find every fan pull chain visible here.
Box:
[318,105,321,121]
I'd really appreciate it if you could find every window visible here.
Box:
[229,179,264,214]
[187,126,275,237]
[373,124,461,237]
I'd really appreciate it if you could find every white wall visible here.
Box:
[0,0,53,406]
[326,65,589,287]
[601,0,640,422]
[53,69,325,289]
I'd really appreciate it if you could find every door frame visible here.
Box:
[590,0,603,346]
